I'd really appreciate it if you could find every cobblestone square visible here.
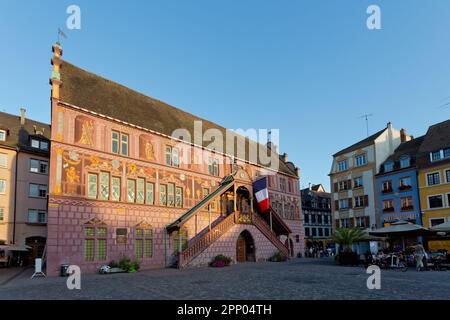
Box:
[0,258,449,300]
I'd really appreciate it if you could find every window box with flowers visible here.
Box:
[401,205,414,211]
[382,188,393,194]
[398,185,412,191]
[382,207,395,213]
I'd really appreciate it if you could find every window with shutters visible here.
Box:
[338,180,351,191]
[353,177,363,188]
[354,196,365,208]
[382,199,394,212]
[382,180,393,193]
[339,199,349,210]
[400,196,414,211]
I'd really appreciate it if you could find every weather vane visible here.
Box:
[57,28,68,43]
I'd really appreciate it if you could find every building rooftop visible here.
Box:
[377,136,425,174]
[0,111,51,152]
[333,127,386,157]
[59,60,297,177]
[418,119,450,153]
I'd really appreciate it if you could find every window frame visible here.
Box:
[127,179,136,203]
[399,155,411,168]
[27,209,47,224]
[136,178,145,204]
[0,130,6,141]
[337,160,348,172]
[0,153,7,168]
[29,183,48,198]
[426,171,441,186]
[355,154,367,167]
[354,177,363,188]
[99,171,110,201]
[146,182,154,205]
[0,179,5,194]
[159,184,167,206]
[428,194,444,209]
[87,173,98,199]
[111,176,121,201]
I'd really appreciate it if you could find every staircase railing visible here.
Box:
[251,212,289,256]
[179,212,237,268]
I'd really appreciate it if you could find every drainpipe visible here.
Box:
[12,146,19,244]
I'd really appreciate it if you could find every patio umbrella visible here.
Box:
[0,244,31,252]
[369,220,432,237]
[369,220,432,250]
[430,221,450,233]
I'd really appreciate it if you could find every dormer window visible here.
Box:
[399,155,410,168]
[338,160,348,172]
[355,154,367,167]
[0,130,6,141]
[31,138,49,151]
[384,161,394,172]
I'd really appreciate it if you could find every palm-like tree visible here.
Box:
[333,227,366,253]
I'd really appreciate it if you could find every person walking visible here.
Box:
[414,242,425,271]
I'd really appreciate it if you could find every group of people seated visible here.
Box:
[365,242,450,271]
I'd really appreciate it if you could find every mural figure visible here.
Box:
[65,166,80,194]
[77,120,94,146]
[145,141,155,160]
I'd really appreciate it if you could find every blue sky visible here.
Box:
[1,0,450,190]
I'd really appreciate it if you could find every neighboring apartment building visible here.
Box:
[416,119,450,251]
[301,184,332,250]
[46,43,304,275]
[330,123,411,234]
[0,110,50,262]
[376,135,424,228]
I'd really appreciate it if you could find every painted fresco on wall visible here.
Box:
[75,115,95,147]
[139,134,155,161]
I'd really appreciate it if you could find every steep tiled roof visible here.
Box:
[59,60,297,177]
[333,128,386,157]
[378,136,424,174]
[0,111,51,152]
[419,119,450,153]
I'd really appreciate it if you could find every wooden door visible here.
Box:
[236,236,246,262]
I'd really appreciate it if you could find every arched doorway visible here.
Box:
[25,236,46,264]
[285,238,294,257]
[236,230,255,262]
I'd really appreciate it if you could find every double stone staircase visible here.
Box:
[178,210,289,268]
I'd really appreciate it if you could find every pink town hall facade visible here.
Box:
[46,43,304,275]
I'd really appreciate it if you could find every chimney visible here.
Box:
[282,153,288,163]
[400,128,407,143]
[20,108,26,126]
[387,122,392,130]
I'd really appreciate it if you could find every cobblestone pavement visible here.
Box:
[0,258,449,300]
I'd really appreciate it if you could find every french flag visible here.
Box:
[253,177,270,213]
